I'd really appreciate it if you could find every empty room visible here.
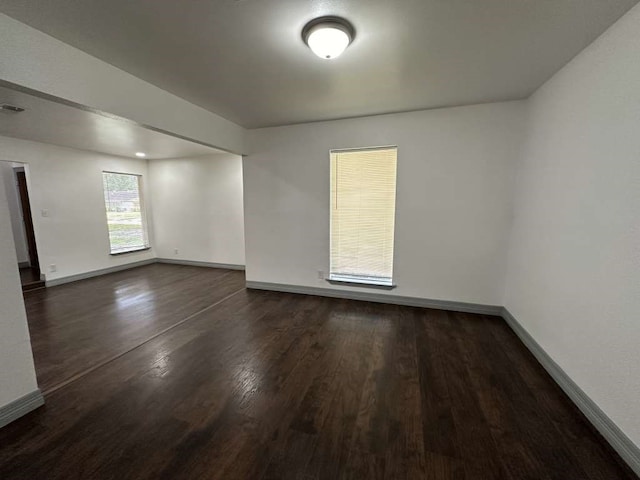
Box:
[0,1,638,479]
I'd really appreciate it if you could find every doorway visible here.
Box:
[0,162,44,291]
[16,170,43,290]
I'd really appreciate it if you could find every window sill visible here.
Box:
[326,278,397,290]
[109,247,151,256]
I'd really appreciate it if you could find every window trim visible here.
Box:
[326,277,397,290]
[328,145,398,288]
[102,171,150,255]
[330,144,398,153]
[109,246,151,257]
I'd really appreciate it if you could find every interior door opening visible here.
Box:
[16,169,44,290]
[0,161,44,291]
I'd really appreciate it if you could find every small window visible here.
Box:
[102,172,149,254]
[330,146,398,287]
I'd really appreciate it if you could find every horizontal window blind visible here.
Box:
[102,172,148,254]
[330,147,397,285]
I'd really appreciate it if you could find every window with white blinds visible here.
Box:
[102,172,149,254]
[330,146,397,286]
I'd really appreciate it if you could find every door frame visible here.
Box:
[15,169,40,277]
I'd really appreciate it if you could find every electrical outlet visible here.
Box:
[174,248,179,255]
[317,270,324,280]
[49,264,57,273]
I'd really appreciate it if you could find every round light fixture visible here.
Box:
[302,16,354,60]
[135,152,146,158]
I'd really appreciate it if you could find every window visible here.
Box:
[102,172,149,254]
[330,146,397,286]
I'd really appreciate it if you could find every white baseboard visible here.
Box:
[0,389,44,428]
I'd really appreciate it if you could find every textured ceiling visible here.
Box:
[0,86,222,159]
[0,0,637,128]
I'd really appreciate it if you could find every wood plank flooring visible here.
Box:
[23,263,246,393]
[19,267,44,292]
[0,264,635,479]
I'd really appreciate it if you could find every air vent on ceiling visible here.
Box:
[0,103,26,113]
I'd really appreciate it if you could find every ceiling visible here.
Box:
[0,85,223,159]
[0,0,637,128]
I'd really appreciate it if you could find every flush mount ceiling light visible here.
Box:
[135,152,146,158]
[302,16,355,60]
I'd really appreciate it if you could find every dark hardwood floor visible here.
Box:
[0,265,635,479]
[19,266,44,292]
[23,263,246,393]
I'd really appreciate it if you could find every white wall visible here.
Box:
[0,162,30,265]
[244,102,526,305]
[148,154,245,266]
[0,13,245,154]
[0,169,39,407]
[0,135,155,282]
[504,3,640,448]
